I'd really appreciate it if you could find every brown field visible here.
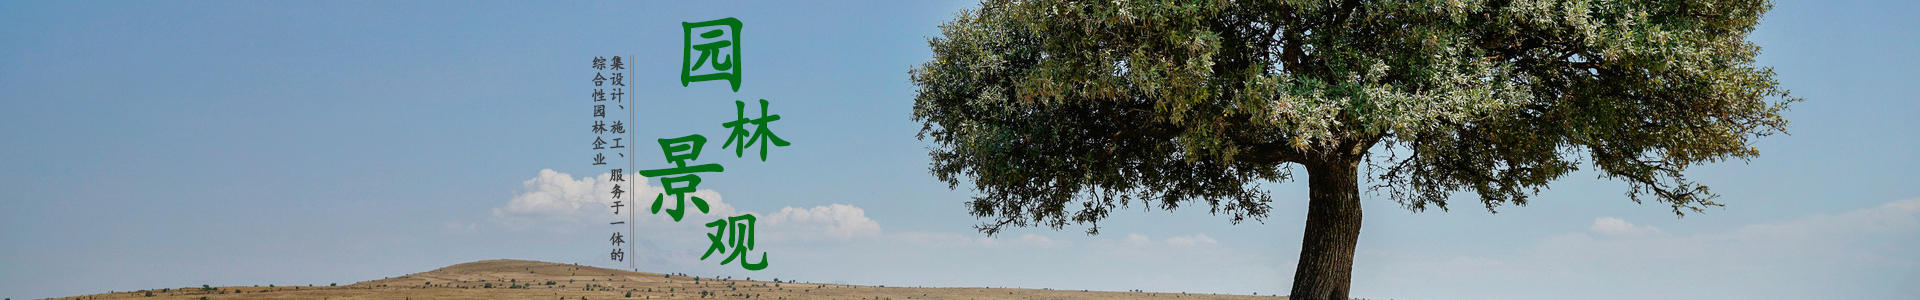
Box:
[55,259,1285,300]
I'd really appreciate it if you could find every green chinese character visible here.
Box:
[700,213,768,270]
[721,99,791,161]
[638,134,724,222]
[682,18,742,91]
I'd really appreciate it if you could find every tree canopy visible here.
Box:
[911,0,1794,235]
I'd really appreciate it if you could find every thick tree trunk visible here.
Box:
[1289,157,1364,300]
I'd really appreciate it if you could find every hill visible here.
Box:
[56,259,1284,299]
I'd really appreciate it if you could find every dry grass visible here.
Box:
[57,259,1284,300]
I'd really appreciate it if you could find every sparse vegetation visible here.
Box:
[51,259,1280,300]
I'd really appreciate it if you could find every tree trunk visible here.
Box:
[1289,157,1364,300]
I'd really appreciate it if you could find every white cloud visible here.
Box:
[759,229,1273,295]
[493,169,604,218]
[1018,233,1056,247]
[490,169,886,245]
[1356,198,1920,300]
[764,204,883,240]
[1124,233,1151,246]
[879,232,1067,249]
[490,169,738,232]
[1165,234,1219,247]
[889,232,1008,248]
[1588,217,1664,237]
[481,169,901,278]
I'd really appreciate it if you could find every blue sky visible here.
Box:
[1,1,1915,299]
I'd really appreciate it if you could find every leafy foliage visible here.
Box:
[912,0,1794,234]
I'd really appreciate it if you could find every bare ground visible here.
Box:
[55,259,1284,300]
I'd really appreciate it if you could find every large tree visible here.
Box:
[909,0,1793,299]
